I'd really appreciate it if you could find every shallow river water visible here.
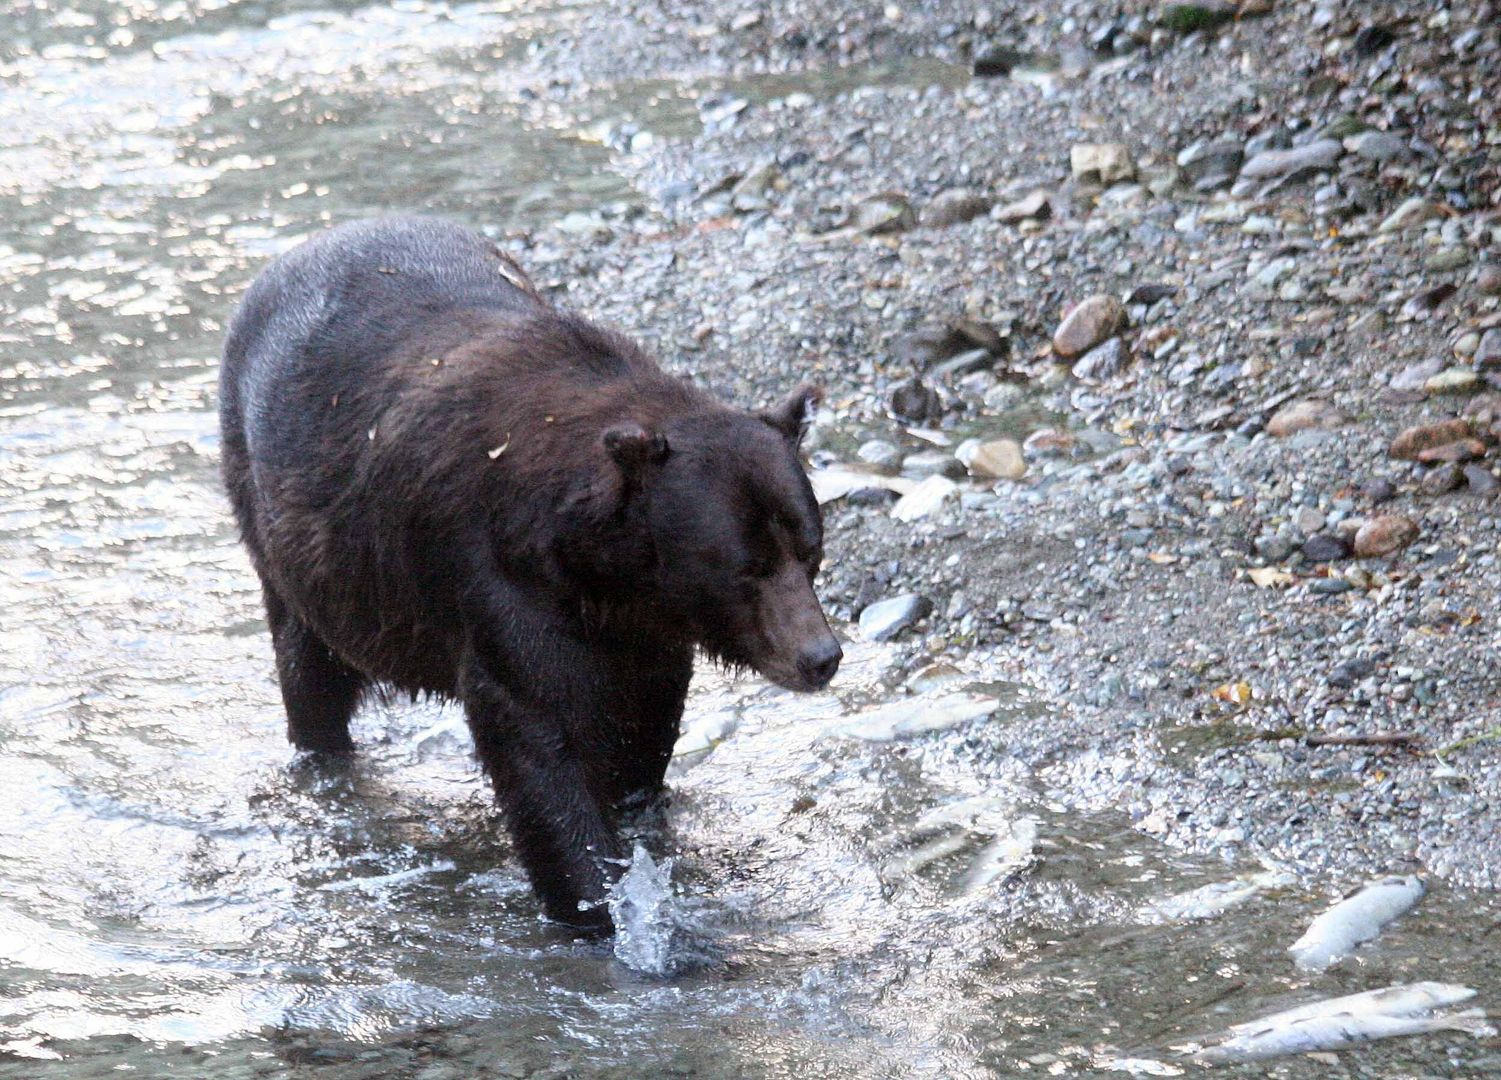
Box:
[2,3,1498,1078]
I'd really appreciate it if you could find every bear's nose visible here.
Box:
[797,638,843,689]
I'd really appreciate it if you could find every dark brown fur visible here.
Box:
[218,217,840,931]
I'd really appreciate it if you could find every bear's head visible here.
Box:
[597,385,842,692]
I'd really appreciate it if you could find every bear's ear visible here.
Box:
[761,383,822,447]
[603,422,670,477]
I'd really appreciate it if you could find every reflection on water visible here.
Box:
[2,2,1498,1078]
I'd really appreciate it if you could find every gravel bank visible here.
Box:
[511,0,1501,889]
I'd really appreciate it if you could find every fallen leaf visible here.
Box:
[1212,681,1254,705]
[1248,567,1296,588]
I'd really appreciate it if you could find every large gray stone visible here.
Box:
[858,594,934,641]
[1239,139,1342,180]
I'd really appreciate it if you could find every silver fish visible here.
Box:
[960,816,1039,894]
[1287,874,1424,970]
[1194,1005,1492,1063]
[1141,866,1295,923]
[1227,981,1476,1032]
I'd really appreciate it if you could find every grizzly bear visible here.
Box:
[218,217,840,932]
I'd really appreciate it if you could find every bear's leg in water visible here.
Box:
[263,587,364,754]
[460,654,622,933]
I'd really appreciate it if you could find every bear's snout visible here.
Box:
[795,636,843,691]
[750,562,841,693]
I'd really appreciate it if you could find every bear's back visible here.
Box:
[221,217,544,469]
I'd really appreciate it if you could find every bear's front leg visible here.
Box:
[604,642,693,812]
[459,655,623,934]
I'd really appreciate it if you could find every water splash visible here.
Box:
[607,843,698,978]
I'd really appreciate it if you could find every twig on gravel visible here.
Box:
[1304,732,1420,748]
[1253,730,1419,747]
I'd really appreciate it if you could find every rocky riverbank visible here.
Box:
[506,0,1501,890]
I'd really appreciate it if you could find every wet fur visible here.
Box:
[219,217,833,931]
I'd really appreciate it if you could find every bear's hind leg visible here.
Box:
[264,587,364,754]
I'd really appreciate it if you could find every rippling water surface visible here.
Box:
[3,3,1499,1078]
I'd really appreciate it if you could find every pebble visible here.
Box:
[1390,358,1446,391]
[1421,463,1464,495]
[1478,263,1501,297]
[1294,506,1327,536]
[992,189,1052,224]
[1256,534,1295,561]
[857,439,901,468]
[1474,329,1501,370]
[1463,464,1499,496]
[850,192,915,235]
[1053,294,1125,358]
[921,189,992,228]
[901,449,966,479]
[1072,337,1130,382]
[963,438,1027,481]
[1352,514,1419,558]
[890,378,941,424]
[1425,248,1470,273]
[1361,478,1397,503]
[1302,532,1352,562]
[1265,399,1347,437]
[1070,143,1135,184]
[1378,197,1441,233]
[1424,368,1481,395]
[1177,138,1244,191]
[1344,130,1410,162]
[1238,139,1342,181]
[1309,577,1354,595]
[1388,419,1473,460]
[857,594,933,641]
[1453,332,1481,359]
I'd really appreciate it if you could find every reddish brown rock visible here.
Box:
[1389,419,1474,460]
[1415,438,1488,464]
[1353,515,1419,558]
[1053,295,1125,359]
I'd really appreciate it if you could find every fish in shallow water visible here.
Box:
[1140,865,1295,923]
[1190,981,1492,1064]
[1287,873,1424,970]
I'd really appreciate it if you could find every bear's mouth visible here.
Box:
[755,654,840,693]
